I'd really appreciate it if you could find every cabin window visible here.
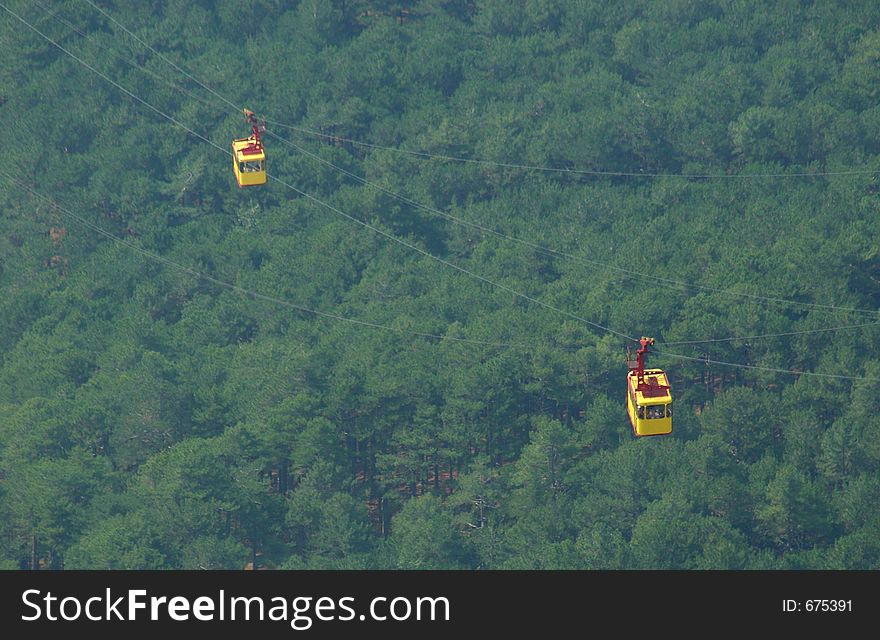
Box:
[646,405,666,420]
[637,404,645,419]
[241,160,263,173]
[666,403,672,418]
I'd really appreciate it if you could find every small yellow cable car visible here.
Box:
[232,108,267,187]
[626,337,672,437]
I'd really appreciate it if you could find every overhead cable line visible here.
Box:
[266,120,880,179]
[80,0,877,180]
[660,321,880,346]
[0,171,524,349]
[654,349,876,382]
[8,3,876,382]
[80,0,245,113]
[269,130,880,319]
[33,0,224,111]
[4,2,636,343]
[71,0,880,321]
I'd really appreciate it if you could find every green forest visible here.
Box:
[1,0,879,571]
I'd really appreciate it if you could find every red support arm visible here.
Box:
[627,337,668,393]
[244,108,265,151]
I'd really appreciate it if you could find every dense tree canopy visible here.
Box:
[1,0,879,569]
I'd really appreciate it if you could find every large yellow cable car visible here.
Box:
[626,337,672,437]
[232,108,267,187]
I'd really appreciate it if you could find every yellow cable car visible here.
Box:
[626,337,672,437]
[232,108,267,187]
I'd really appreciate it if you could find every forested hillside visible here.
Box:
[1,0,879,570]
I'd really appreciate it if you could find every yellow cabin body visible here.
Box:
[627,368,672,436]
[232,136,267,187]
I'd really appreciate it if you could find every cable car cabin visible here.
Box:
[627,368,672,436]
[232,136,266,187]
[626,337,672,437]
[232,108,267,188]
